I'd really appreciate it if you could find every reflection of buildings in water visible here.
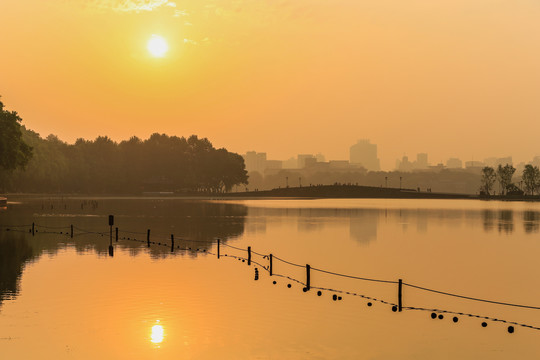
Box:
[246,216,267,235]
[415,210,428,233]
[297,217,325,232]
[498,210,514,234]
[349,210,379,245]
[523,211,540,233]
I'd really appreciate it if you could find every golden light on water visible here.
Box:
[147,35,168,58]
[151,324,164,344]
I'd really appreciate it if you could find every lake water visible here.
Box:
[1,197,540,359]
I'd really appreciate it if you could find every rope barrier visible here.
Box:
[4,219,540,333]
[273,255,305,268]
[403,282,540,310]
[221,243,247,252]
[311,267,397,284]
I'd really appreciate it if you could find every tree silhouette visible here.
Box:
[522,164,540,195]
[496,164,515,195]
[0,99,32,174]
[480,166,496,195]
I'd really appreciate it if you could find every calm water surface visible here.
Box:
[1,197,540,359]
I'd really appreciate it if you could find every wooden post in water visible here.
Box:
[70,224,73,238]
[171,234,175,252]
[306,264,311,291]
[398,279,403,312]
[147,229,150,248]
[115,227,118,242]
[32,222,35,236]
[269,254,273,276]
[217,239,220,259]
[247,246,251,265]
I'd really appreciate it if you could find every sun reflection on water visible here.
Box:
[151,322,164,344]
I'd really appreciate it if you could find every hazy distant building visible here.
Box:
[416,153,428,169]
[329,160,351,169]
[465,160,484,169]
[446,158,463,169]
[283,157,298,169]
[396,155,413,171]
[532,156,540,168]
[298,154,316,168]
[349,140,380,171]
[243,151,267,173]
[484,157,512,168]
[265,160,283,170]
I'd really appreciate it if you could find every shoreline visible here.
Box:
[3,184,540,202]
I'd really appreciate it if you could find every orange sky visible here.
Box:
[1,0,539,169]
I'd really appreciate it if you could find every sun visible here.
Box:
[147,35,168,58]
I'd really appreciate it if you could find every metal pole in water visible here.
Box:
[70,224,73,238]
[32,222,34,236]
[398,279,403,312]
[171,234,175,252]
[248,246,251,265]
[306,264,311,291]
[147,229,150,248]
[269,254,273,276]
[115,227,118,242]
[217,239,220,259]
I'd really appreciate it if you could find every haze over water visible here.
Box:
[1,197,539,358]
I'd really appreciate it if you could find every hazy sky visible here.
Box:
[1,0,539,169]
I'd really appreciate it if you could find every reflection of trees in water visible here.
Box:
[498,210,514,234]
[0,232,34,307]
[482,209,540,234]
[483,210,495,232]
[523,211,540,233]
[481,209,514,234]
[0,199,248,260]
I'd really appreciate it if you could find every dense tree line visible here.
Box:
[0,127,248,194]
[481,164,540,196]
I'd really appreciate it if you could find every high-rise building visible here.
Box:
[349,140,380,171]
[243,151,267,173]
[416,153,428,169]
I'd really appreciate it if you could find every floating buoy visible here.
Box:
[438,314,444,320]
[453,317,459,323]
[317,291,322,296]
[431,313,437,319]
[392,306,397,312]
[287,284,291,288]
[332,294,337,301]
[273,281,277,285]
[367,302,372,307]
[508,326,514,334]
[481,322,488,327]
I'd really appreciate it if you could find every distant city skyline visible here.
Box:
[243,140,540,173]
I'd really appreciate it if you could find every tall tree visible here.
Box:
[480,166,496,195]
[522,164,540,195]
[496,164,516,195]
[0,99,32,172]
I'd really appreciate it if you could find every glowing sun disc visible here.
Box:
[147,35,168,57]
